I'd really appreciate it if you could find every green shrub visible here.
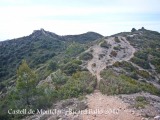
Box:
[113,61,121,67]
[79,52,93,61]
[135,96,148,109]
[66,43,85,56]
[135,51,148,61]
[113,61,136,72]
[151,58,160,73]
[113,61,150,79]
[51,69,68,85]
[36,65,51,80]
[113,46,121,51]
[132,49,160,73]
[57,71,96,99]
[110,51,117,57]
[135,96,146,102]
[114,37,121,43]
[131,57,151,69]
[136,70,150,78]
[100,69,160,95]
[100,40,110,48]
[130,72,139,80]
[100,70,140,95]
[131,28,137,32]
[48,61,58,71]
[63,62,81,75]
[135,102,146,109]
[72,59,82,65]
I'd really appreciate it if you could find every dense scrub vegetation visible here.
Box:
[113,45,121,51]
[131,51,151,69]
[62,61,81,75]
[0,61,41,119]
[0,34,64,82]
[113,61,151,79]
[114,37,121,43]
[134,96,149,109]
[79,52,93,61]
[42,69,96,100]
[125,28,160,73]
[99,69,160,95]
[131,49,160,72]
[64,32,103,43]
[0,30,102,119]
[65,42,85,57]
[1,27,160,119]
[100,40,110,48]
[0,29,102,83]
[0,60,96,119]
[112,28,160,74]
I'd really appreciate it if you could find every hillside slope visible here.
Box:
[24,28,160,120]
[80,27,160,120]
[0,28,160,120]
[0,29,103,83]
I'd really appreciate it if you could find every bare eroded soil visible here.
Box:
[82,90,142,120]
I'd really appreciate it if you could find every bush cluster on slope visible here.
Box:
[113,61,150,79]
[79,52,93,61]
[99,69,160,95]
[125,29,160,73]
[0,61,96,119]
[100,40,110,48]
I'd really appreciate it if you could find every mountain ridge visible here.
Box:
[0,29,103,83]
[0,29,103,43]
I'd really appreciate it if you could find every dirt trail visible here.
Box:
[87,36,136,87]
[82,90,142,120]
[82,36,143,120]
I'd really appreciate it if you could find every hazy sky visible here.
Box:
[0,0,160,40]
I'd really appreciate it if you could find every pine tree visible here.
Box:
[16,60,37,109]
